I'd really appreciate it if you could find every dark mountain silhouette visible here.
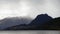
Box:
[0,17,32,29]
[29,14,53,25]
[4,14,56,30]
[5,17,60,30]
[5,24,28,30]
[41,17,60,30]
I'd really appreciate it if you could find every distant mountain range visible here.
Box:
[3,14,60,30]
[0,14,60,30]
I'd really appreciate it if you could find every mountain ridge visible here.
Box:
[4,14,56,30]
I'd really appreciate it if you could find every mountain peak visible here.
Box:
[29,14,53,25]
[37,14,50,18]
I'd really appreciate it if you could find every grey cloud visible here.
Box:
[0,0,20,4]
[0,0,59,19]
[28,0,45,5]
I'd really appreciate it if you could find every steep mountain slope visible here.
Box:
[29,14,53,25]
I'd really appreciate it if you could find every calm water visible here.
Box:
[0,30,60,34]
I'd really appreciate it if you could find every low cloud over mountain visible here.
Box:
[0,17,32,29]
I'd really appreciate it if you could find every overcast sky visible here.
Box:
[0,0,60,19]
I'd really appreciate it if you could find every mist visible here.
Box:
[0,0,59,19]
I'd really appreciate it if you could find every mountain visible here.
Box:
[41,17,60,30]
[0,17,32,29]
[4,14,54,30]
[5,17,60,30]
[5,24,28,30]
[29,14,53,25]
